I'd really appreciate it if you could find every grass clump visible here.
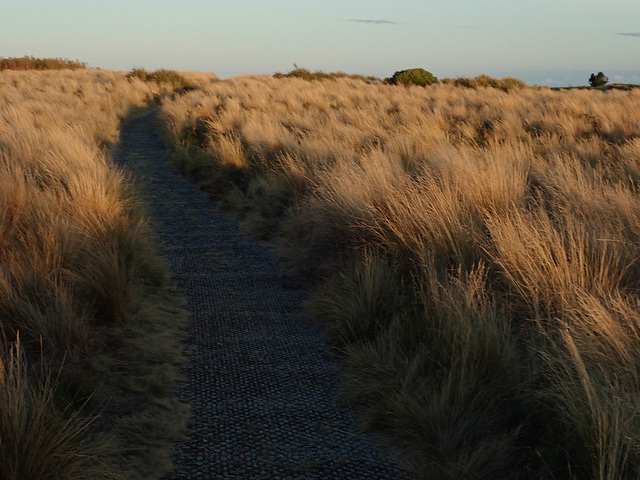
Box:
[126,67,150,82]
[158,73,640,479]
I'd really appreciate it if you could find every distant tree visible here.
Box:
[589,72,608,87]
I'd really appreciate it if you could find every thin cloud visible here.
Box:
[617,32,640,37]
[348,19,401,25]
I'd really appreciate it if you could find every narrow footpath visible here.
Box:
[113,109,411,479]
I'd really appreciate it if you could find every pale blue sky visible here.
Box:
[2,0,639,86]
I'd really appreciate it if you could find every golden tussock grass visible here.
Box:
[0,69,191,479]
[159,74,640,479]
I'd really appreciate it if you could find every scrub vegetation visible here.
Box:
[0,69,191,479]
[0,55,88,71]
[274,66,383,83]
[441,73,527,91]
[126,67,198,90]
[158,74,640,479]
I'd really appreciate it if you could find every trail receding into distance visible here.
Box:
[113,109,411,479]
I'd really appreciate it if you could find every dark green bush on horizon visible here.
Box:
[387,68,438,86]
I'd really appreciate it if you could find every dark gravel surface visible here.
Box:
[113,110,412,480]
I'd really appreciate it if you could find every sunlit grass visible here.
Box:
[159,74,640,479]
[0,69,191,479]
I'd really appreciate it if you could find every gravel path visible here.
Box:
[113,109,411,480]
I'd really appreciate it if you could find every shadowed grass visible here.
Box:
[0,335,120,480]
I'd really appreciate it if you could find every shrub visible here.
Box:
[387,68,438,86]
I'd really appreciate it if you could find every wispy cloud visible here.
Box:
[617,32,640,37]
[348,19,401,25]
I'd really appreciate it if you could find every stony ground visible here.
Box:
[113,109,411,479]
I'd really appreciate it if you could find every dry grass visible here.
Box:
[0,69,191,479]
[158,74,640,479]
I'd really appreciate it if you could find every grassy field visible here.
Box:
[158,75,640,479]
[0,68,193,479]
